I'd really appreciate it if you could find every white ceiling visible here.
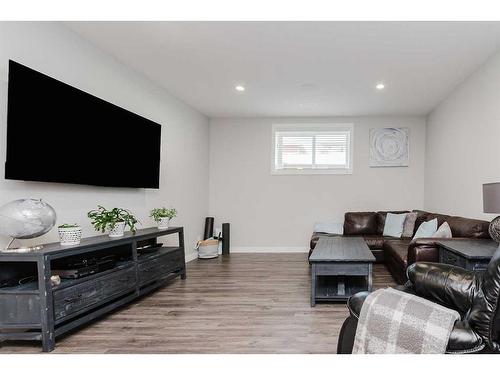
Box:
[65,21,500,118]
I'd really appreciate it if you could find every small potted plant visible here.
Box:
[150,207,177,229]
[87,206,139,237]
[58,223,82,246]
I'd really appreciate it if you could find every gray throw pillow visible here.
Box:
[402,212,418,238]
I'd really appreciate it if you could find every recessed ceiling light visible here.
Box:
[375,83,385,90]
[235,85,245,92]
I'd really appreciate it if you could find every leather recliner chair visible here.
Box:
[337,246,500,354]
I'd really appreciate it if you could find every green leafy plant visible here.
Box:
[150,207,177,222]
[87,206,139,234]
[58,223,80,228]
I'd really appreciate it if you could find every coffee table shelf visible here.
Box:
[314,275,369,302]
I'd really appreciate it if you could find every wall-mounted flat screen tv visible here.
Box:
[5,60,161,188]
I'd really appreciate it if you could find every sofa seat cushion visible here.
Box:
[347,291,484,354]
[361,235,392,250]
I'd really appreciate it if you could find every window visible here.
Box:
[271,124,353,174]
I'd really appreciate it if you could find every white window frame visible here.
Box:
[271,123,354,175]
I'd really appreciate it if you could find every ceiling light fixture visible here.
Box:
[375,83,385,90]
[235,85,245,92]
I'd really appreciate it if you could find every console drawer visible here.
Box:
[315,262,369,276]
[440,249,466,268]
[53,267,136,321]
[138,249,183,285]
[471,261,489,271]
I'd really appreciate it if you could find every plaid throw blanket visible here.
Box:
[353,288,460,354]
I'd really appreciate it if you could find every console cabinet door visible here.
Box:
[0,294,41,325]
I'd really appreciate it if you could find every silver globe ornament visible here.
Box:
[0,199,57,250]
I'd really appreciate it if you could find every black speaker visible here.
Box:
[203,217,214,240]
[222,223,230,255]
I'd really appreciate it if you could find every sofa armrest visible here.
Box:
[406,262,482,315]
[407,237,474,266]
[407,238,440,266]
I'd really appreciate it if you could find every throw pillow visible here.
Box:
[412,218,438,241]
[382,212,407,238]
[432,221,452,239]
[402,212,418,238]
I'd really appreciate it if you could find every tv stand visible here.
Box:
[0,227,186,352]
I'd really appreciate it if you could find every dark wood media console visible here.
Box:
[0,227,186,352]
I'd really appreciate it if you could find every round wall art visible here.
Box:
[369,127,409,167]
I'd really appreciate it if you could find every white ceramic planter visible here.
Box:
[109,221,126,237]
[157,217,170,229]
[58,226,82,246]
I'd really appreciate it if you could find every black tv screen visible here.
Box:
[5,60,161,188]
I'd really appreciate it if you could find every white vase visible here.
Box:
[157,217,170,229]
[58,227,82,246]
[109,221,125,237]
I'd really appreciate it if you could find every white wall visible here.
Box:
[209,116,426,251]
[0,22,209,260]
[425,50,500,221]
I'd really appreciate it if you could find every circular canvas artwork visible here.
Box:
[369,128,409,167]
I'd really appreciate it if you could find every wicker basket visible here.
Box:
[197,239,219,259]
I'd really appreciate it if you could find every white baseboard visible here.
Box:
[230,247,308,253]
[185,247,308,260]
[185,251,198,262]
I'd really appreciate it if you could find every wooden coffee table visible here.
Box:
[309,237,375,306]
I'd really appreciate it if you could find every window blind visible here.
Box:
[272,124,353,174]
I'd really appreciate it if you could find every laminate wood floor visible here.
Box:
[1,253,396,354]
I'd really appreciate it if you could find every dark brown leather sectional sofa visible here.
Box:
[309,210,491,284]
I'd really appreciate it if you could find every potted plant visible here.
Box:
[150,207,177,229]
[87,206,139,237]
[58,223,82,246]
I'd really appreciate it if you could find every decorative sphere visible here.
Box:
[0,199,57,239]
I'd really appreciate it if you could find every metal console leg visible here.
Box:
[367,263,373,292]
[179,228,187,280]
[38,257,55,352]
[311,263,316,307]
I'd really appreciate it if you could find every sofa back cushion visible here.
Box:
[344,212,378,235]
[412,210,490,239]
[446,215,490,238]
[376,211,409,234]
